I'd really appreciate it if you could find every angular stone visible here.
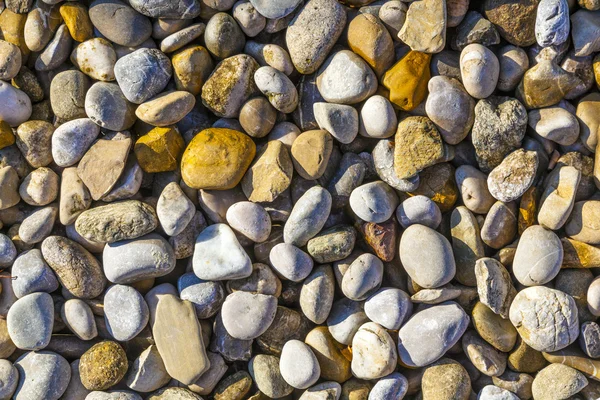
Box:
[382,51,431,111]
[475,258,516,319]
[487,149,538,203]
[290,130,333,180]
[241,140,293,203]
[134,126,185,174]
[399,0,446,53]
[484,0,538,46]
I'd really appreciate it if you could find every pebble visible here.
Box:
[359,95,397,139]
[400,224,456,288]
[399,0,446,53]
[254,66,298,114]
[509,286,579,352]
[160,22,206,53]
[453,11,500,51]
[371,140,420,192]
[475,258,516,319]
[397,195,442,229]
[480,201,518,249]
[204,12,245,59]
[0,39,20,81]
[18,204,57,244]
[15,120,54,168]
[497,45,529,92]
[279,340,320,389]
[172,45,213,95]
[13,351,71,400]
[241,140,293,203]
[85,82,137,131]
[580,321,600,357]
[221,291,277,340]
[0,234,17,267]
[487,149,538,202]
[565,200,600,244]
[484,0,538,46]
[114,48,172,104]
[421,358,471,400]
[460,44,500,99]
[588,277,600,316]
[531,363,588,399]
[48,70,90,121]
[299,265,334,324]
[19,167,58,206]
[269,242,314,282]
[313,103,358,144]
[341,253,383,301]
[455,166,495,214]
[79,341,128,391]
[492,371,534,399]
[178,273,225,318]
[249,0,300,19]
[89,0,152,47]
[129,0,201,19]
[369,373,408,400]
[249,354,293,398]
[326,298,369,346]
[517,58,580,109]
[35,24,72,72]
[284,186,332,247]
[11,249,59,298]
[52,119,100,168]
[398,302,469,367]
[61,299,97,341]
[103,233,176,284]
[71,38,117,82]
[536,0,570,47]
[291,130,333,180]
[538,165,581,230]
[462,330,507,377]
[239,96,277,138]
[285,0,346,74]
[382,50,431,111]
[7,292,53,350]
[478,385,519,400]
[135,90,195,127]
[349,181,398,223]
[104,284,149,341]
[316,50,377,105]
[528,106,580,145]
[351,322,397,380]
[156,182,194,236]
[347,13,394,77]
[0,359,17,399]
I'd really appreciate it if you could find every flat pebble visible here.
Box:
[349,181,398,223]
[12,249,58,298]
[157,182,195,236]
[14,351,70,400]
[284,186,331,247]
[279,340,320,389]
[51,119,100,168]
[221,291,277,340]
[396,195,442,229]
[104,284,149,341]
[7,292,53,350]
[114,48,172,104]
[269,243,314,282]
[61,299,97,341]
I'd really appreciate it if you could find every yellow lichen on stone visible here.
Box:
[134,126,185,173]
[60,2,94,42]
[0,120,15,150]
[180,128,256,190]
[382,50,431,110]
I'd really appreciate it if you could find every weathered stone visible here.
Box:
[382,51,431,111]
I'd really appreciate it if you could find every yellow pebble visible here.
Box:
[60,2,94,42]
[382,50,431,111]
[134,126,185,173]
[0,120,15,150]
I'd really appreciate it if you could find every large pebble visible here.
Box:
[178,273,225,318]
[114,48,172,104]
[396,195,442,229]
[279,340,320,389]
[359,95,397,139]
[284,186,331,247]
[460,44,499,99]
[475,258,516,319]
[135,91,195,127]
[368,373,408,400]
[254,66,298,113]
[126,345,170,393]
[104,284,149,341]
[52,119,100,168]
[565,201,600,245]
[157,182,195,236]
[351,322,397,380]
[487,149,538,203]
[79,341,128,391]
[129,0,201,19]
[221,291,277,340]
[15,120,54,168]
[12,249,59,298]
[528,106,580,145]
[290,130,333,180]
[71,38,117,82]
[531,363,588,400]
[269,243,314,282]
[535,0,570,47]
[89,0,152,47]
[538,166,581,231]
[326,298,369,346]
[313,103,358,144]
[341,253,383,301]
[398,0,446,53]
[13,351,70,400]
[249,354,293,398]
[226,201,271,243]
[365,288,412,330]
[85,82,136,131]
[349,181,398,223]
[204,12,245,59]
[300,265,335,324]
[7,292,53,350]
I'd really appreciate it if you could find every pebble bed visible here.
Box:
[0,0,600,399]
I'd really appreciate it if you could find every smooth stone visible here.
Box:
[221,291,277,340]
[285,0,346,74]
[398,302,469,367]
[14,120,54,168]
[398,0,446,53]
[269,243,314,282]
[359,95,397,139]
[571,9,600,56]
[284,186,332,247]
[249,355,293,398]
[79,341,128,391]
[478,385,519,400]
[12,249,59,298]
[279,340,320,389]
[306,225,356,264]
[371,140,420,192]
[299,381,342,400]
[19,167,58,206]
[351,322,397,380]
[249,0,301,19]
[483,0,538,46]
[129,0,201,18]
[241,141,293,203]
[61,299,97,341]
[238,96,277,138]
[290,130,333,180]
[85,82,136,131]
[41,236,106,299]
[193,223,252,280]
[52,119,100,168]
[487,149,538,203]
[135,91,195,127]
[422,359,471,400]
[254,65,298,113]
[0,359,18,399]
[566,201,600,245]
[157,182,194,236]
[103,233,176,284]
[104,285,149,341]
[472,301,518,353]
[341,253,383,301]
[226,201,271,242]
[300,265,335,324]
[13,351,70,400]
[347,13,394,77]
[531,363,588,399]
[160,22,205,53]
[460,44,500,99]
[204,12,244,59]
[462,330,507,377]
[171,45,213,95]
[316,50,377,105]
[177,273,224,318]
[0,39,20,80]
[528,106,579,145]
[86,391,143,400]
[349,181,398,223]
[538,166,581,230]
[232,2,265,37]
[201,54,259,118]
[368,373,408,400]
[313,103,358,144]
[509,286,579,352]
[18,205,57,245]
[209,313,252,362]
[114,48,172,104]
[475,258,516,319]
[126,345,170,393]
[59,2,94,42]
[400,224,456,289]
[75,200,157,243]
[536,0,570,48]
[152,294,209,385]
[35,24,72,72]
[497,45,529,92]
[577,93,600,153]
[7,292,53,350]
[0,234,17,267]
[397,195,441,229]
[304,326,352,382]
[89,0,152,47]
[245,41,294,75]
[326,298,369,346]
[71,38,117,82]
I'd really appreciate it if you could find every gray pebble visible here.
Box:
[480,201,518,249]
[284,186,332,247]
[478,385,519,400]
[103,233,176,284]
[226,201,271,243]
[300,265,335,324]
[89,0,152,47]
[0,82,31,127]
[359,95,397,139]
[129,0,201,18]
[35,24,72,72]
[396,195,442,229]
[497,45,529,92]
[221,291,277,340]
[7,292,54,350]
[364,287,412,330]
[299,381,341,400]
[86,391,143,400]
[85,82,137,131]
[19,205,57,245]
[279,339,320,389]
[177,272,225,319]
[233,2,265,37]
[125,345,170,393]
[249,354,293,398]
[11,249,59,298]
[204,12,245,59]
[114,48,172,104]
[13,351,71,400]
[0,359,18,400]
[371,140,420,192]
[50,70,90,121]
[342,253,383,301]
[535,0,570,47]
[326,298,369,345]
[475,258,516,319]
[160,23,206,53]
[104,284,149,341]
[269,242,314,282]
[209,312,253,362]
[157,182,195,236]
[579,321,600,358]
[487,149,538,203]
[249,0,301,19]
[254,66,298,113]
[61,299,97,341]
[368,372,408,400]
[513,225,563,286]
[349,181,398,223]
[52,119,100,168]
[314,102,358,144]
[0,233,17,268]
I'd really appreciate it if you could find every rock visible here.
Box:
[269,243,314,282]
[531,363,588,400]
[18,205,57,244]
[221,291,277,340]
[509,286,579,352]
[52,119,100,168]
[12,249,59,298]
[397,302,469,367]
[13,351,70,400]
[371,140,420,192]
[460,44,500,99]
[481,201,518,249]
[152,294,210,385]
[326,152,366,209]
[471,96,528,172]
[178,273,225,319]
[359,95,397,139]
[580,321,600,358]
[59,2,94,42]
[248,0,300,19]
[349,181,398,223]
[201,54,259,118]
[279,340,320,389]
[492,371,534,399]
[306,225,355,263]
[41,236,105,299]
[213,371,252,400]
[455,165,496,215]
[0,234,17,267]
[483,0,538,46]
[193,223,252,280]
[284,186,332,247]
[400,224,456,289]
[204,12,245,59]
[156,182,194,236]
[136,127,185,174]
[233,2,265,37]
[0,40,20,81]
[327,298,369,346]
[35,24,72,72]
[538,166,581,231]
[382,51,431,111]
[314,103,359,144]
[85,82,137,131]
[462,330,507,377]
[566,201,600,245]
[305,326,352,382]
[256,305,311,355]
[487,149,538,202]
[0,359,17,399]
[245,41,294,76]
[397,195,442,229]
[129,0,201,18]
[249,355,293,398]
[394,116,448,179]
[239,96,277,138]
[114,48,172,104]
[300,265,335,324]
[7,292,53,350]
[475,258,516,319]
[453,11,500,51]
[0,167,19,210]
[421,358,471,400]
[103,233,176,284]
[254,66,298,113]
[71,38,117,82]
[180,128,256,190]
[160,22,206,53]
[347,14,394,77]
[399,0,446,53]
[242,140,293,203]
[226,201,271,243]
[80,341,128,391]
[497,45,529,92]
[15,120,54,168]
[478,385,519,400]
[369,373,408,400]
[61,299,97,341]
[89,0,152,47]
[341,253,383,301]
[285,0,346,74]
[172,45,213,95]
[104,284,149,341]
[536,0,570,47]
[290,130,333,180]
[351,322,397,380]
[528,106,580,145]
[19,167,58,206]
[517,58,580,109]
[136,91,195,127]
[571,9,600,56]
[209,311,252,362]
[0,121,15,151]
